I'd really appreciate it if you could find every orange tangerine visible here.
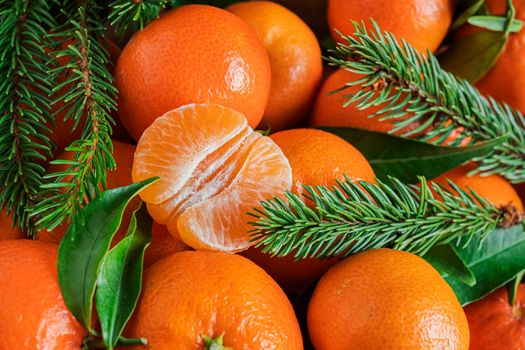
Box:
[243,128,376,294]
[143,222,190,268]
[132,103,292,252]
[126,251,303,349]
[115,5,271,140]
[327,0,453,54]
[227,1,323,131]
[433,163,523,211]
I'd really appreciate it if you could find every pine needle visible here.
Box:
[31,2,116,231]
[249,176,525,260]
[0,0,56,234]
[108,0,168,37]
[326,21,525,183]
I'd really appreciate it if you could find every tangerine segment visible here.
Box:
[146,127,256,229]
[133,103,250,204]
[133,103,292,252]
[175,136,293,251]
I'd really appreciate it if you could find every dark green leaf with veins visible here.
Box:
[443,225,525,306]
[442,0,520,82]
[58,178,157,332]
[96,204,152,349]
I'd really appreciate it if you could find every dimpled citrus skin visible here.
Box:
[473,0,525,113]
[227,1,322,131]
[327,0,453,53]
[242,128,375,294]
[126,251,303,349]
[308,249,470,350]
[270,128,376,194]
[464,285,525,350]
[115,5,271,140]
[0,240,86,349]
[433,163,524,211]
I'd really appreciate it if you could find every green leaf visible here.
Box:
[507,270,524,305]
[445,225,525,306]
[58,178,158,332]
[96,204,152,349]
[468,15,524,32]
[439,30,507,83]
[317,127,505,183]
[423,244,476,287]
[452,0,487,31]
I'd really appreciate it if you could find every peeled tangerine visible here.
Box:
[132,103,292,252]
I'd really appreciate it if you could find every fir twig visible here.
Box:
[31,2,116,231]
[249,176,524,260]
[108,0,168,37]
[0,0,55,234]
[326,21,525,183]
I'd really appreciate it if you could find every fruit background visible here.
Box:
[0,0,524,349]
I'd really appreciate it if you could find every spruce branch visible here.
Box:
[249,176,524,260]
[326,21,525,183]
[0,0,56,234]
[108,0,168,36]
[31,2,116,231]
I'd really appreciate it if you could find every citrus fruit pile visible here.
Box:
[1,1,525,349]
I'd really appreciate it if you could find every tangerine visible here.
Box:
[227,1,322,131]
[126,251,303,349]
[0,240,86,349]
[115,5,271,140]
[132,103,292,252]
[243,128,376,294]
[273,0,329,40]
[311,69,397,133]
[433,163,524,211]
[464,284,525,350]
[143,222,190,268]
[327,0,453,53]
[308,248,470,349]
[270,128,375,197]
[311,69,471,145]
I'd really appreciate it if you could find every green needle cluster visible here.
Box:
[327,21,525,183]
[250,176,524,260]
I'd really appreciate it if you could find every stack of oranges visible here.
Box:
[1,0,524,349]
